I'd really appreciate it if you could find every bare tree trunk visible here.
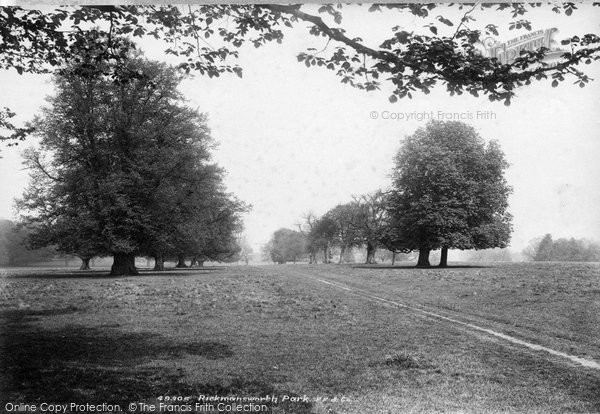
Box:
[392,251,396,266]
[79,257,91,270]
[365,241,376,264]
[338,246,346,264]
[416,248,431,268]
[153,256,164,271]
[175,254,187,268]
[439,247,449,268]
[110,253,138,276]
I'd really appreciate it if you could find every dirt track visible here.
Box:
[283,266,600,371]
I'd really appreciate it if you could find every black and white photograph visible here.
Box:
[1,1,599,413]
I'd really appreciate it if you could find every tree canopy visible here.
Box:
[324,203,361,264]
[264,228,305,264]
[1,2,599,145]
[16,41,247,275]
[386,120,512,267]
[523,234,600,262]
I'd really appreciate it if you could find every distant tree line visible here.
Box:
[0,220,56,266]
[265,120,513,267]
[523,234,600,262]
[15,36,248,275]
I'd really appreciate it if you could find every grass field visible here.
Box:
[1,262,599,413]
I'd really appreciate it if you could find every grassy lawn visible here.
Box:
[1,263,599,413]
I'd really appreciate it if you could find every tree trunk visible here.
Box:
[197,260,204,267]
[153,256,164,271]
[392,251,396,266]
[190,256,198,267]
[338,246,346,264]
[175,254,187,268]
[439,247,449,268]
[79,257,91,271]
[323,246,329,264]
[110,253,138,276]
[416,248,431,268]
[366,241,376,264]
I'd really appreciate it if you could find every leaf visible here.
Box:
[437,16,454,26]
[429,26,438,35]
[551,80,559,87]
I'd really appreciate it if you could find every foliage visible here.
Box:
[523,234,600,262]
[323,203,361,263]
[351,190,390,264]
[386,120,512,265]
[0,219,56,266]
[306,216,337,264]
[535,233,555,261]
[0,2,598,151]
[16,40,245,274]
[264,228,305,264]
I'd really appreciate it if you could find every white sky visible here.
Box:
[1,4,599,253]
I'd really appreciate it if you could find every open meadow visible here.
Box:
[1,262,599,413]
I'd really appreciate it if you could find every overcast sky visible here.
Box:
[1,4,599,254]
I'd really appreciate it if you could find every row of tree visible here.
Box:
[523,234,600,262]
[264,191,389,265]
[15,37,247,275]
[266,121,513,267]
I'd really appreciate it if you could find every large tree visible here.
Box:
[387,120,512,268]
[306,216,337,264]
[324,203,361,264]
[352,190,390,264]
[1,3,599,148]
[16,39,240,275]
[296,211,320,264]
[265,228,305,264]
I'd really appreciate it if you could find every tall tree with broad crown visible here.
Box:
[17,36,243,275]
[387,120,512,267]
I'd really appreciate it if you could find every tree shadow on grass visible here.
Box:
[0,309,313,413]
[4,267,223,280]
